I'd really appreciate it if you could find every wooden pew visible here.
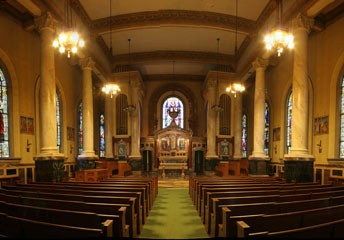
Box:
[0,200,113,237]
[220,196,344,238]
[235,204,344,238]
[0,192,128,237]
[3,214,103,239]
[1,188,138,238]
[239,218,344,238]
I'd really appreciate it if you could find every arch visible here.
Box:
[329,51,344,158]
[0,48,20,157]
[148,83,195,134]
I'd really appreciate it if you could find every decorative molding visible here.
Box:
[34,12,57,31]
[91,10,256,35]
[79,57,95,69]
[252,57,269,70]
[292,14,314,33]
[142,74,204,82]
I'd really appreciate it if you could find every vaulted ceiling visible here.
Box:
[2,0,344,81]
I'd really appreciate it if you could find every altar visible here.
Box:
[155,123,192,177]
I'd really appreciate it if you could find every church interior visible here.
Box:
[1,0,344,238]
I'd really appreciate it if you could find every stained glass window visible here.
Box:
[100,113,105,157]
[0,68,9,157]
[162,97,184,128]
[56,89,62,153]
[242,114,247,157]
[78,102,83,155]
[264,102,270,155]
[286,91,292,153]
[340,77,344,157]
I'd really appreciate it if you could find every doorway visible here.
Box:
[142,150,153,172]
[194,150,204,176]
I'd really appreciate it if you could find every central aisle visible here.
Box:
[140,188,209,239]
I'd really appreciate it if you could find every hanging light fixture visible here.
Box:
[226,0,245,98]
[264,0,294,57]
[52,0,85,58]
[102,0,120,98]
[124,38,136,113]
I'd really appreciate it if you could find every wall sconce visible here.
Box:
[26,139,32,152]
[317,140,322,153]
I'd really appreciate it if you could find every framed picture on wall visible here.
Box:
[67,127,75,140]
[20,116,27,133]
[314,116,329,135]
[27,118,34,135]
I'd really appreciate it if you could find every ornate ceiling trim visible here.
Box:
[142,74,204,82]
[112,50,236,67]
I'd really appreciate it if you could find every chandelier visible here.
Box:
[102,83,120,98]
[264,0,294,57]
[52,0,85,58]
[226,83,245,98]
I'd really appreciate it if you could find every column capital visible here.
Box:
[130,78,143,89]
[252,57,269,70]
[34,12,57,32]
[79,57,95,70]
[292,13,314,33]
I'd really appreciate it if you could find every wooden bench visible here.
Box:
[220,195,344,238]
[0,201,111,237]
[3,214,103,239]
[1,188,138,238]
[235,204,344,238]
[239,218,344,238]
[0,192,128,237]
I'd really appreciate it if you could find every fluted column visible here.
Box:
[205,78,218,159]
[250,57,269,159]
[129,77,142,159]
[104,96,113,159]
[77,57,98,169]
[284,14,314,183]
[233,93,243,159]
[34,13,64,182]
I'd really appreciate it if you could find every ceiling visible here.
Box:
[2,0,344,80]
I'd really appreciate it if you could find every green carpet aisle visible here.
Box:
[139,188,209,239]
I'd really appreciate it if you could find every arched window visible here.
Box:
[116,94,128,135]
[219,94,231,135]
[242,114,247,157]
[264,102,270,155]
[0,68,9,157]
[162,96,184,128]
[339,76,344,157]
[77,102,83,155]
[56,89,62,153]
[99,113,105,157]
[286,91,292,153]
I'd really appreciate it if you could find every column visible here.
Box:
[104,96,115,175]
[77,57,98,170]
[284,14,314,182]
[233,93,242,159]
[34,12,65,182]
[249,57,270,175]
[205,78,218,159]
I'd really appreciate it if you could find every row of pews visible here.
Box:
[189,175,344,238]
[0,175,158,239]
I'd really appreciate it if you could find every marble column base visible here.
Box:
[34,156,65,182]
[283,157,314,183]
[76,157,97,171]
[248,158,270,176]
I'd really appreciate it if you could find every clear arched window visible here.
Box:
[286,91,292,153]
[99,113,105,157]
[162,97,184,128]
[242,114,247,157]
[219,94,231,135]
[0,68,9,157]
[264,102,270,155]
[56,89,62,153]
[77,102,83,155]
[339,76,344,157]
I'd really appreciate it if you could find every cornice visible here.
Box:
[112,50,236,67]
[83,9,256,35]
[142,74,204,82]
